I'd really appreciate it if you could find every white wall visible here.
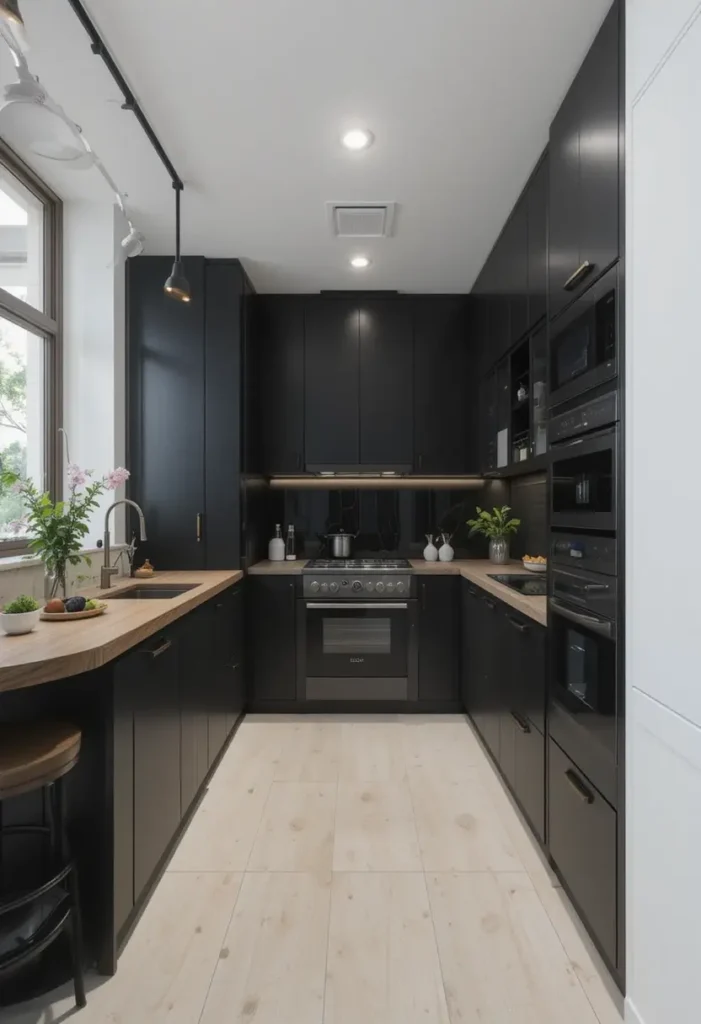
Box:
[626,4,701,1022]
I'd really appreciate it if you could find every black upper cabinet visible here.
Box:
[414,298,472,473]
[503,199,529,347]
[549,2,620,317]
[305,299,359,469]
[418,576,459,702]
[527,156,548,327]
[479,369,497,473]
[358,299,414,469]
[127,256,206,570]
[257,297,305,473]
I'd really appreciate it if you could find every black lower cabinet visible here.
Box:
[462,583,502,759]
[548,738,617,967]
[418,577,459,702]
[180,606,212,813]
[112,665,135,940]
[249,576,297,702]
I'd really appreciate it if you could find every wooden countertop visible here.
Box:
[0,570,243,695]
[247,558,546,626]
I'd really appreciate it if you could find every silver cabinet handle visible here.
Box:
[563,260,594,291]
[549,598,614,639]
[306,602,408,610]
[145,639,172,658]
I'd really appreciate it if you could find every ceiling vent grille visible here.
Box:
[326,202,397,238]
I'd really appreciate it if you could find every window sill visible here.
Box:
[0,545,128,573]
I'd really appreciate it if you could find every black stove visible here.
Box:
[303,558,413,599]
[488,573,547,597]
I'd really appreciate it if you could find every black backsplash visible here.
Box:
[508,472,548,559]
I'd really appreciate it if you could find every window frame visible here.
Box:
[0,140,62,556]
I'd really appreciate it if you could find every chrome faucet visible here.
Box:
[101,500,147,588]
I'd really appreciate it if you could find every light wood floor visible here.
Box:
[7,715,624,1024]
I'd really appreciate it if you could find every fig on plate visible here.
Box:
[64,596,86,613]
[44,598,65,614]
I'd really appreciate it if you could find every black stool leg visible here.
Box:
[51,778,87,1009]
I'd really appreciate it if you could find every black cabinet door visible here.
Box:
[204,262,243,568]
[358,299,414,469]
[502,609,546,734]
[304,299,359,469]
[130,632,182,900]
[467,591,502,760]
[514,719,545,842]
[418,576,459,701]
[257,297,305,473]
[414,298,471,473]
[127,256,206,569]
[503,199,529,346]
[178,605,213,814]
[577,2,620,289]
[112,662,135,938]
[527,155,548,327]
[249,577,297,701]
[479,370,497,473]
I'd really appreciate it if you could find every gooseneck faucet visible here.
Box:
[101,500,147,588]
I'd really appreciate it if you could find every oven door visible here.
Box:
[550,427,617,531]
[300,600,418,701]
[549,265,617,408]
[549,595,618,804]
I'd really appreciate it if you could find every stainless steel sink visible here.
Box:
[104,583,199,600]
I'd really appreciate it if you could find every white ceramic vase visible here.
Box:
[438,533,455,562]
[423,534,438,562]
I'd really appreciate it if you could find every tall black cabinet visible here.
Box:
[127,256,252,569]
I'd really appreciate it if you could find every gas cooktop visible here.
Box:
[305,558,411,572]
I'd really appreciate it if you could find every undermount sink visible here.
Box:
[104,583,200,600]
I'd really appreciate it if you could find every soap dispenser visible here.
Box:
[268,524,285,562]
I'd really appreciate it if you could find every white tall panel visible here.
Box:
[628,0,701,98]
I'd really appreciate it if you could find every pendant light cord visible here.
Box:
[174,184,181,260]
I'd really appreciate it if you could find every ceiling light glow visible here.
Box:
[342,129,373,151]
[350,256,370,269]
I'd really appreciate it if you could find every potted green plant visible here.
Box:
[1,594,41,635]
[466,505,521,564]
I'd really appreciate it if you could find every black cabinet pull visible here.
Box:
[296,452,302,470]
[421,582,427,611]
[507,615,529,633]
[468,586,478,598]
[483,597,496,610]
[563,260,594,291]
[510,711,530,734]
[565,768,594,804]
[145,638,172,659]
[417,453,423,471]
[196,513,203,543]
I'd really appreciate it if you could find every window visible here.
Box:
[0,142,61,552]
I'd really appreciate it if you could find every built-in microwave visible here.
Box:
[550,264,618,408]
[550,426,618,533]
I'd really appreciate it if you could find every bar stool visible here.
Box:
[0,721,86,1009]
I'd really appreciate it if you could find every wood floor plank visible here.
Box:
[200,872,331,1024]
[338,722,407,781]
[333,780,422,871]
[427,872,600,1024]
[401,719,482,780]
[409,769,523,872]
[325,873,450,1024]
[273,722,342,782]
[248,782,337,871]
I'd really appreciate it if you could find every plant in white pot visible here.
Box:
[1,594,40,635]
[466,505,521,564]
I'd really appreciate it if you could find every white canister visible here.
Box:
[268,524,285,562]
[438,533,455,562]
[423,534,439,562]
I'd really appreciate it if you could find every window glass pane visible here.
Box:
[0,315,44,540]
[0,165,44,313]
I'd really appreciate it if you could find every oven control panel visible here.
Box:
[303,575,413,599]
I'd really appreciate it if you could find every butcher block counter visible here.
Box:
[0,570,242,694]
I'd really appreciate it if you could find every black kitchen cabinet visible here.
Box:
[112,663,135,940]
[130,631,182,901]
[249,576,297,701]
[463,586,502,759]
[179,605,212,814]
[305,299,359,469]
[479,369,497,473]
[256,297,305,473]
[413,298,472,473]
[502,198,529,347]
[359,299,414,469]
[549,2,620,316]
[549,738,617,967]
[418,576,459,702]
[210,586,245,754]
[527,155,548,327]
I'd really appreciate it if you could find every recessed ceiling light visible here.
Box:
[350,255,371,269]
[342,129,373,151]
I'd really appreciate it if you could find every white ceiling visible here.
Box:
[2,0,612,292]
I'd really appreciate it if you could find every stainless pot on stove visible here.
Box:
[325,531,357,558]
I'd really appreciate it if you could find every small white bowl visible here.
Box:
[522,560,547,573]
[1,609,41,635]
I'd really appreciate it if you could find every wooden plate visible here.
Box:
[41,605,107,621]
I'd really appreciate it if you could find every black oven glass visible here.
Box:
[552,449,613,517]
[552,616,616,756]
[551,288,615,394]
[323,617,392,656]
[306,605,409,679]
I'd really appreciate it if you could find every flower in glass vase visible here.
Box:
[466,505,521,565]
[1,431,130,598]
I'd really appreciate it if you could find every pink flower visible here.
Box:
[67,463,88,489]
[105,467,130,490]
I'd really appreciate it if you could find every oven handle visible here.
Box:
[306,602,409,610]
[549,597,615,639]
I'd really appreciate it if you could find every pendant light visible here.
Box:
[0,0,26,52]
[164,185,190,303]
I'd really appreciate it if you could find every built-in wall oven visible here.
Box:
[297,559,418,702]
[549,264,618,408]
[549,562,618,806]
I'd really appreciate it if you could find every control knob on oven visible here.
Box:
[329,582,339,593]
[386,582,395,593]
[375,581,385,594]
[352,580,363,593]
[309,581,320,593]
[396,581,405,594]
[365,580,374,592]
[320,582,329,594]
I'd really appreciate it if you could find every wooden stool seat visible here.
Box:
[0,722,81,801]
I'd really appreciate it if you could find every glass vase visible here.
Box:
[489,537,509,565]
[44,566,67,602]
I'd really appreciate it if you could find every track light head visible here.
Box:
[121,226,145,258]
[164,260,191,303]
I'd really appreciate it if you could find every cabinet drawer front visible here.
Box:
[548,738,617,966]
[515,722,545,843]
